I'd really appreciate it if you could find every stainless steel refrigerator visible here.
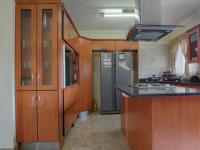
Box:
[100,52,134,113]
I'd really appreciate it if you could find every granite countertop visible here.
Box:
[140,80,200,86]
[118,84,200,97]
[161,80,200,86]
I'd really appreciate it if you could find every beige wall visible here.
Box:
[0,0,16,149]
[160,8,200,44]
[139,42,170,78]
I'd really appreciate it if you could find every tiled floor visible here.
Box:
[62,113,130,150]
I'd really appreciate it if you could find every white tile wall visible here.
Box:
[139,42,171,79]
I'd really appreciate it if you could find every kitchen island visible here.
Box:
[119,84,200,150]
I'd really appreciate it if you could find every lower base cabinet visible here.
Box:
[64,101,79,135]
[16,91,37,142]
[16,91,59,142]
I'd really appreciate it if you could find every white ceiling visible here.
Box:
[63,0,200,38]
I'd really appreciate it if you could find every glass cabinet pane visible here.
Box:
[21,10,32,86]
[42,10,53,85]
[189,32,198,59]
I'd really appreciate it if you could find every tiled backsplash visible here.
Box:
[139,42,171,79]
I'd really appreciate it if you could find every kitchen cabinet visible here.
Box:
[92,40,139,51]
[92,40,116,51]
[16,5,37,91]
[16,91,59,142]
[78,38,93,112]
[16,4,58,91]
[16,91,37,142]
[121,93,200,150]
[37,91,59,141]
[187,25,200,63]
[62,12,70,43]
[16,3,60,144]
[62,11,79,49]
[37,5,58,90]
[116,41,138,51]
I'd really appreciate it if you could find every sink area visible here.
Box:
[132,83,176,90]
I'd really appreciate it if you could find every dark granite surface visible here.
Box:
[118,84,200,97]
[140,80,200,86]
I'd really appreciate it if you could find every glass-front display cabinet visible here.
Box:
[16,5,58,90]
[16,5,37,90]
[37,5,58,90]
[187,25,200,63]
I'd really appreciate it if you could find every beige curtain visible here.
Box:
[179,34,189,78]
[170,38,179,74]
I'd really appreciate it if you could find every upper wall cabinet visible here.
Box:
[62,12,79,49]
[92,40,116,51]
[92,40,138,51]
[116,41,138,51]
[16,5,37,90]
[16,4,58,91]
[37,5,58,90]
[16,0,60,4]
[187,25,200,63]
[62,12,70,43]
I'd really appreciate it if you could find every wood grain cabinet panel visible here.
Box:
[16,0,60,4]
[69,24,78,49]
[62,12,70,43]
[92,40,116,51]
[78,38,93,112]
[187,25,200,63]
[116,41,138,51]
[37,4,58,90]
[63,85,80,135]
[122,95,200,150]
[64,85,79,111]
[37,91,59,141]
[16,5,37,91]
[16,91,37,142]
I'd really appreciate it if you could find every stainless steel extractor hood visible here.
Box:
[127,24,177,41]
[127,0,180,41]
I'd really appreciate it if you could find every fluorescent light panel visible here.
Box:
[100,8,139,18]
[101,9,123,13]
[103,13,138,17]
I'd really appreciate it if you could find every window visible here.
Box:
[175,44,186,75]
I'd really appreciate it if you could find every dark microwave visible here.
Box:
[63,44,79,87]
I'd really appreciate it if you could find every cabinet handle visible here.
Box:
[38,95,41,107]
[31,73,34,85]
[37,73,40,83]
[32,96,35,107]
[122,92,130,98]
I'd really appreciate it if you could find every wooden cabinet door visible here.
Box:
[37,91,59,141]
[92,40,116,51]
[187,25,200,63]
[116,41,138,51]
[37,5,58,90]
[69,25,78,49]
[62,12,70,43]
[16,5,37,90]
[79,38,92,112]
[16,91,37,142]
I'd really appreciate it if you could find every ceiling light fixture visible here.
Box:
[100,9,123,13]
[103,13,138,18]
[100,8,139,18]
